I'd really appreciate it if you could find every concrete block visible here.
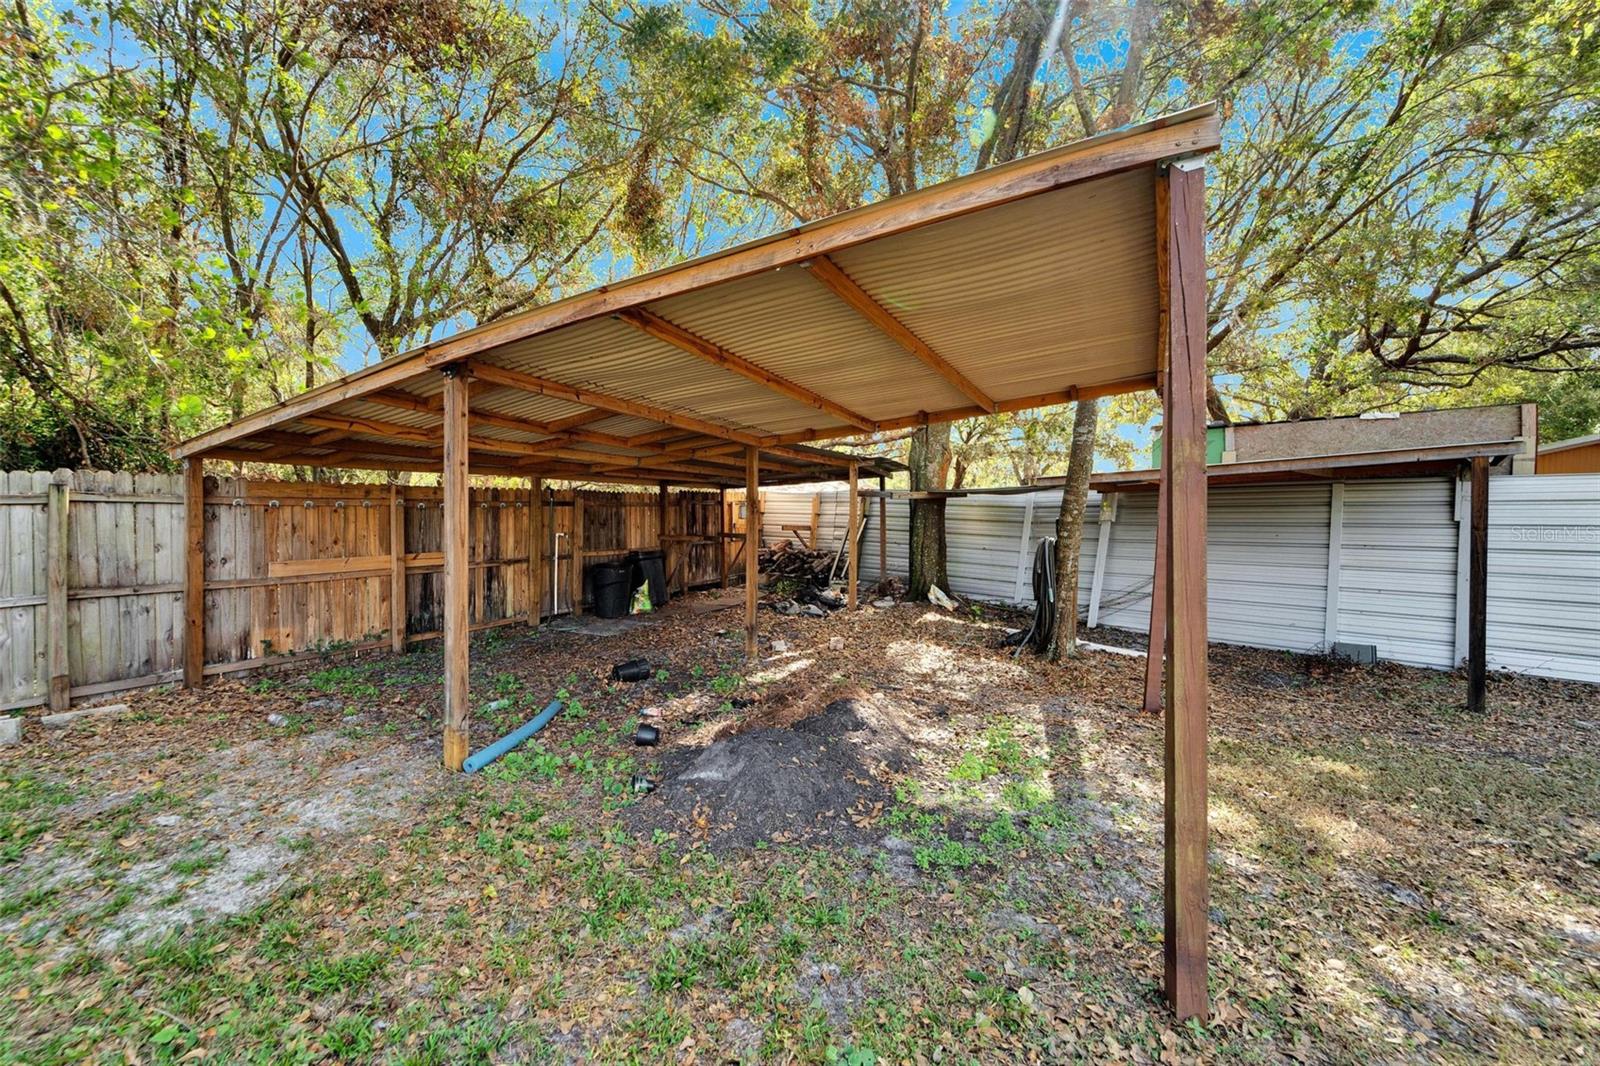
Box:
[0,716,20,746]
[40,702,131,729]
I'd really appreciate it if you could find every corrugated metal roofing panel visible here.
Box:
[649,264,972,420]
[830,170,1159,399]
[490,315,823,435]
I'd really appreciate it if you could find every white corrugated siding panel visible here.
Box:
[1093,490,1159,631]
[1088,485,1331,653]
[942,496,1031,603]
[1485,474,1600,682]
[1336,478,1458,668]
[1206,484,1330,652]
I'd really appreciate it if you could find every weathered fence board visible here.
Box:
[0,472,724,709]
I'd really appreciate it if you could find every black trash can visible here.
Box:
[627,550,669,609]
[589,561,631,619]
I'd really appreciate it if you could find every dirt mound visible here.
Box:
[625,695,914,852]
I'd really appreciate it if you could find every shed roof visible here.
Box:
[172,104,1221,487]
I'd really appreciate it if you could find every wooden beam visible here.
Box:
[557,448,743,483]
[299,413,550,458]
[627,427,695,448]
[547,408,612,433]
[847,463,860,609]
[441,370,471,772]
[390,483,406,653]
[768,374,1158,447]
[1467,456,1489,713]
[182,459,206,689]
[368,389,566,442]
[467,360,769,448]
[745,448,760,657]
[45,470,70,710]
[1160,160,1209,1021]
[617,307,876,431]
[529,478,543,626]
[803,256,994,412]
[198,447,529,479]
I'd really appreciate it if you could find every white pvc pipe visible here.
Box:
[553,531,566,613]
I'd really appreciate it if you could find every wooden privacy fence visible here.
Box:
[0,470,725,712]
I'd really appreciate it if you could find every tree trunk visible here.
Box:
[1047,398,1099,661]
[907,424,950,600]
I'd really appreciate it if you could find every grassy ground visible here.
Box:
[1,594,1596,1064]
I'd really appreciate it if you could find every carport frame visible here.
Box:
[174,108,1219,1018]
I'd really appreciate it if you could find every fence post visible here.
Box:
[45,470,71,710]
[528,478,543,624]
[182,459,206,689]
[390,483,406,653]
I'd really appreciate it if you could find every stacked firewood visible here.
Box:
[758,541,835,588]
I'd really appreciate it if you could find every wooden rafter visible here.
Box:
[767,375,1156,447]
[299,413,549,458]
[616,307,876,431]
[466,360,770,448]
[803,255,995,412]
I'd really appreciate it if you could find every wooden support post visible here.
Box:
[182,458,206,689]
[745,447,760,657]
[529,478,543,625]
[847,463,860,609]
[1144,442,1169,715]
[878,476,887,586]
[390,483,406,653]
[1160,159,1210,1021]
[441,369,471,772]
[572,493,585,616]
[45,470,71,710]
[1467,456,1489,713]
[718,487,729,588]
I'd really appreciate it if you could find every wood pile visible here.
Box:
[758,541,836,588]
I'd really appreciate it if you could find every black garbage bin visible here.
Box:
[589,561,631,619]
[627,550,669,609]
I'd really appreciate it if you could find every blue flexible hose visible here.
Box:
[463,698,563,774]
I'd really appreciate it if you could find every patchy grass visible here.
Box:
[0,594,1595,1063]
